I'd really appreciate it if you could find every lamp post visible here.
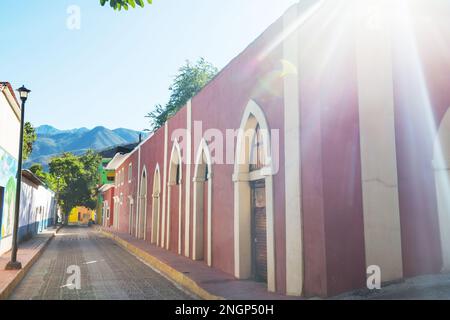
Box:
[5,85,31,270]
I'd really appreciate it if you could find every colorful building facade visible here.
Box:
[68,206,95,226]
[96,158,114,225]
[100,1,450,297]
[96,144,140,226]
[0,82,21,255]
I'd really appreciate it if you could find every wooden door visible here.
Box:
[251,180,267,283]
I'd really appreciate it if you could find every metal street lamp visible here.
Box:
[5,85,31,270]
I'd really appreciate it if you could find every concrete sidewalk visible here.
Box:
[0,227,61,299]
[98,226,299,300]
[333,273,450,300]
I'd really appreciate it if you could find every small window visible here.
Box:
[128,163,133,183]
[205,165,209,181]
[106,170,115,183]
[176,164,181,185]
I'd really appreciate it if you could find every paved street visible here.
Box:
[10,227,195,300]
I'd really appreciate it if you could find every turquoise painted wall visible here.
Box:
[0,146,17,239]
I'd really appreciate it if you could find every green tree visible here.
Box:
[100,0,152,10]
[48,151,101,223]
[23,122,37,161]
[29,163,47,181]
[146,58,218,132]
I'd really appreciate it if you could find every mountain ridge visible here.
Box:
[27,125,146,168]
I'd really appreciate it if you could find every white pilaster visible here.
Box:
[185,100,192,257]
[283,4,303,297]
[161,123,168,248]
[355,0,403,282]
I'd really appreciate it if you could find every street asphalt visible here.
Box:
[10,226,195,300]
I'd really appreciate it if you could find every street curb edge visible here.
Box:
[98,228,225,301]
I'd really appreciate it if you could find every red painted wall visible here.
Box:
[297,3,367,297]
[139,126,166,244]
[115,152,139,235]
[102,187,115,228]
[108,2,449,298]
[111,3,366,297]
[392,3,450,277]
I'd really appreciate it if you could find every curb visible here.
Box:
[0,226,63,300]
[98,228,225,300]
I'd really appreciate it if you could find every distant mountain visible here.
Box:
[35,125,90,136]
[113,128,143,142]
[26,125,147,168]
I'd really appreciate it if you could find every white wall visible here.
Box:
[0,89,20,159]
[19,178,56,238]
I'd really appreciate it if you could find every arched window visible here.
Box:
[233,100,276,293]
[250,124,266,172]
[138,167,148,240]
[192,140,213,265]
[152,165,161,245]
[176,164,181,185]
[166,141,183,254]
[204,164,209,182]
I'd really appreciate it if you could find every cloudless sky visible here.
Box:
[0,0,298,131]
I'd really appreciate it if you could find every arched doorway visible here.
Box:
[233,100,276,292]
[193,139,213,265]
[128,196,134,236]
[167,141,182,254]
[138,167,147,240]
[152,165,161,245]
[434,108,450,271]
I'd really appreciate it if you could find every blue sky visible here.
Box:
[0,0,297,131]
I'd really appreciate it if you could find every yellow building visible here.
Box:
[68,207,95,226]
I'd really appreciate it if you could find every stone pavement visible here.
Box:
[8,225,450,300]
[10,226,195,300]
[0,227,58,299]
[98,226,300,300]
[100,227,450,300]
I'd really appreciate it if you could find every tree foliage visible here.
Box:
[23,122,36,161]
[146,58,218,132]
[31,151,101,222]
[29,163,47,181]
[100,0,152,11]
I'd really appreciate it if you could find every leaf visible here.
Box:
[100,0,153,10]
[145,58,218,132]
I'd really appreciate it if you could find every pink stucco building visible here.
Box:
[100,1,450,297]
